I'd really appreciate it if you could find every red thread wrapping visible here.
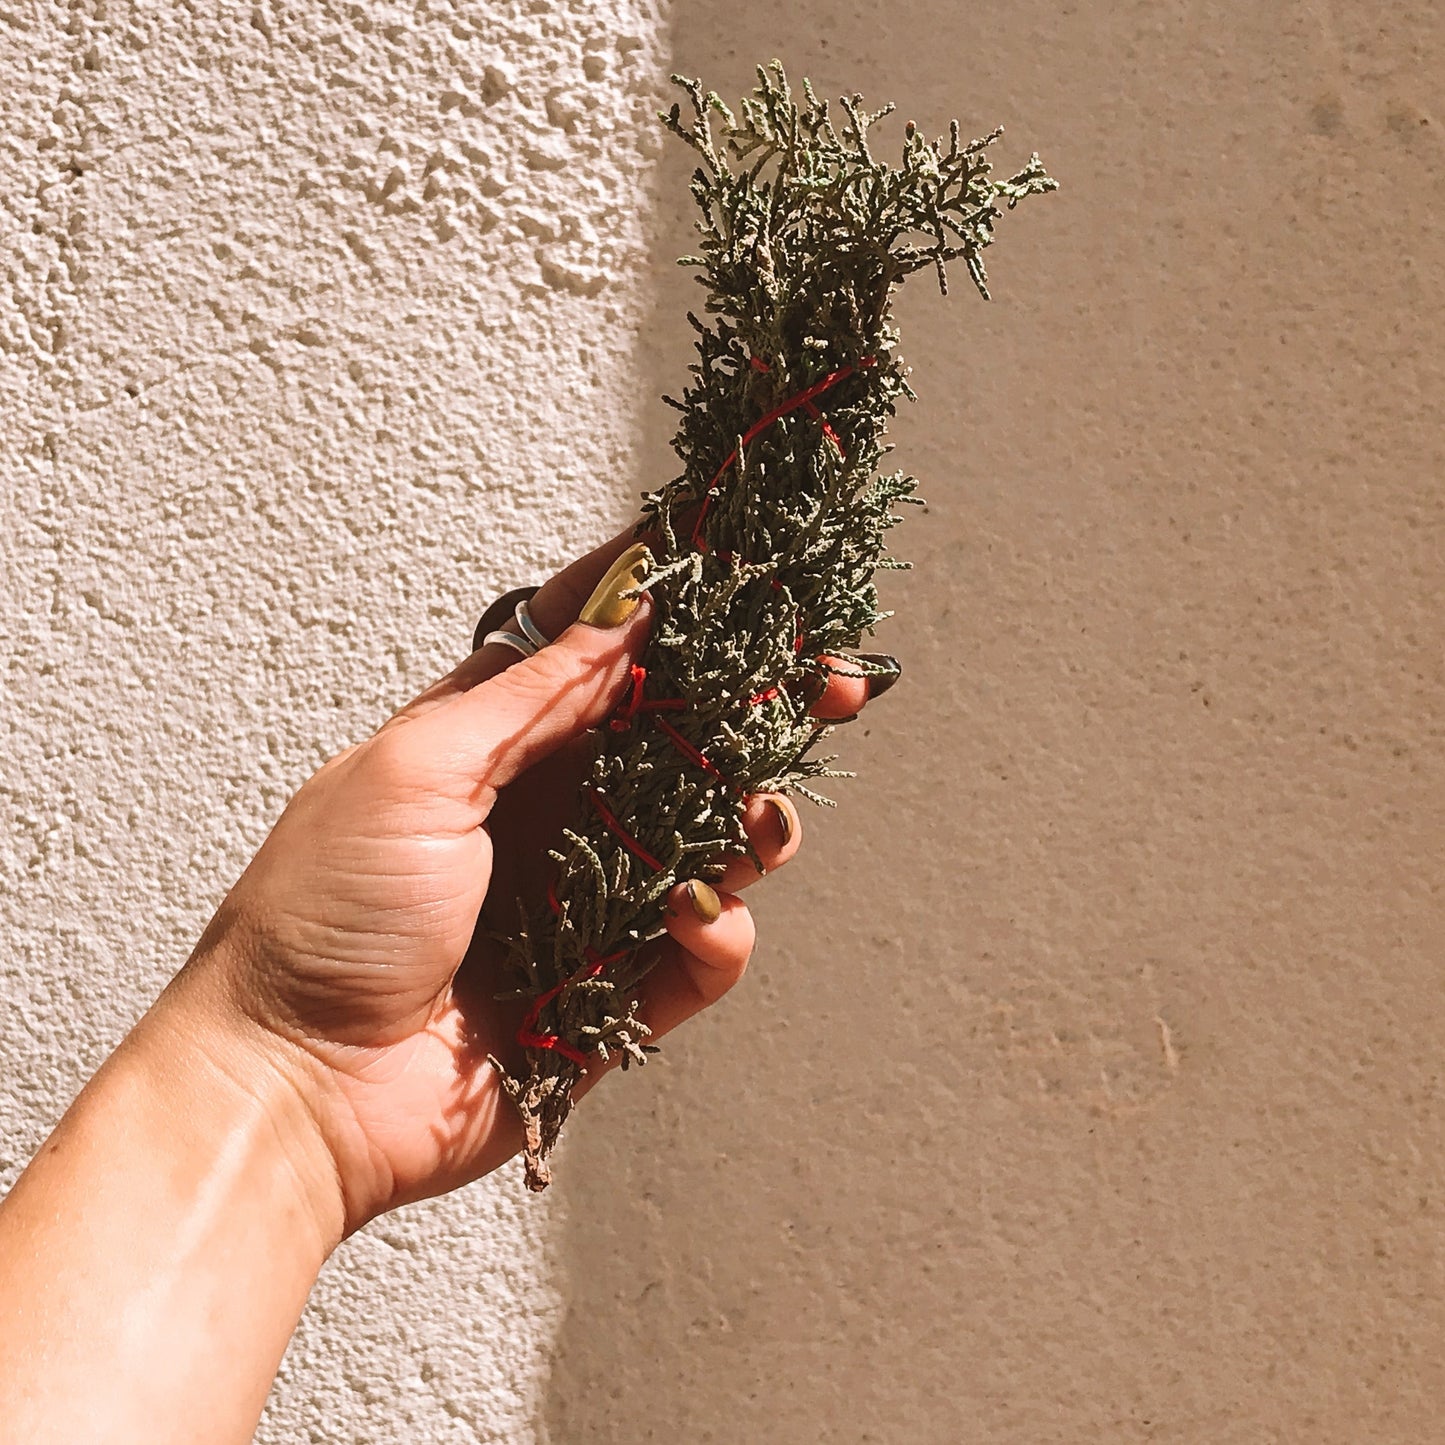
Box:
[519,886,637,1064]
[523,672,781,1060]
[516,962,606,1065]
[608,664,785,773]
[689,359,867,550]
[588,788,664,872]
[520,355,869,1064]
[609,662,686,733]
[651,712,726,779]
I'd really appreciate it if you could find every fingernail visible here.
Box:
[855,652,902,699]
[765,796,794,846]
[686,879,722,924]
[578,542,652,628]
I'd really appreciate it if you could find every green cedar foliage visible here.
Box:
[493,63,1055,1189]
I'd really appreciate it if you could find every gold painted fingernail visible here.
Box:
[766,796,794,846]
[578,542,652,628]
[686,879,722,924]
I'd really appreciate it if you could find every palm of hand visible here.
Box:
[233,727,593,1220]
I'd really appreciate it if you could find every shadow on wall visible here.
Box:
[538,0,1445,1441]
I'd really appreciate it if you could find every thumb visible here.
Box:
[398,545,652,809]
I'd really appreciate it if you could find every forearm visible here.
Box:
[0,957,345,1445]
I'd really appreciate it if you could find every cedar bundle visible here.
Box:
[492,63,1055,1189]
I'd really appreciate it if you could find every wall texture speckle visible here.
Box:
[5,1,1445,1442]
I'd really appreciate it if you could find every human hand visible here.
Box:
[163,530,897,1239]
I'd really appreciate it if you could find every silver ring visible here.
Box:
[514,598,552,651]
[481,629,537,658]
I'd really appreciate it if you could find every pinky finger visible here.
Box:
[641,881,755,1041]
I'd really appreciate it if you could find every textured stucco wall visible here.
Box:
[2,2,667,1439]
[5,2,1444,1443]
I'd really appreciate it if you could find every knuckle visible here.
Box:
[488,640,581,708]
[359,723,432,792]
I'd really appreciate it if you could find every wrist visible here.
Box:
[134,949,351,1258]
[0,941,350,1443]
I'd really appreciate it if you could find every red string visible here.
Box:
[651,712,726,779]
[588,788,664,872]
[516,962,607,1065]
[520,882,639,1064]
[608,664,790,774]
[689,359,868,551]
[807,402,844,454]
[608,662,686,733]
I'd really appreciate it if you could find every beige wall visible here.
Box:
[548,5,1445,1442]
[3,2,1442,1442]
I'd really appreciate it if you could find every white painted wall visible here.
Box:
[2,3,667,1439]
